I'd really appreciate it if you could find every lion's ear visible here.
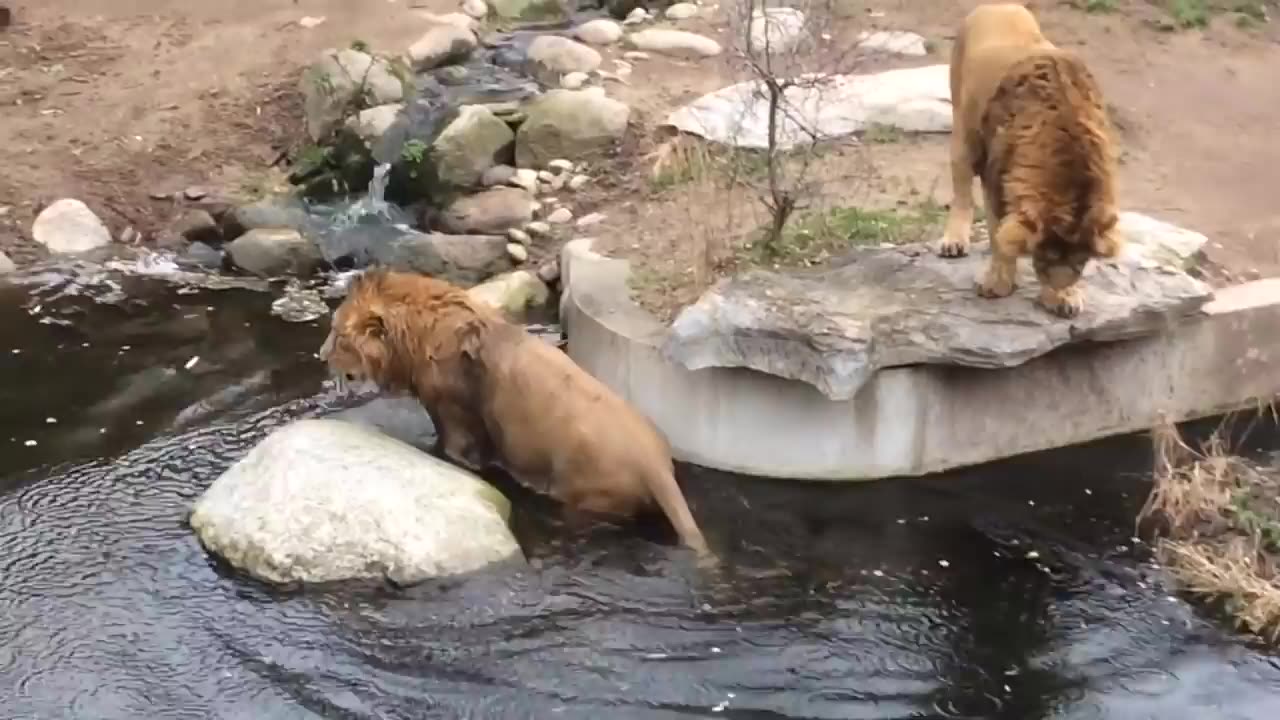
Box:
[456,317,486,360]
[360,312,386,339]
[1089,210,1122,258]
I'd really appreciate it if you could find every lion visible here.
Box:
[936,3,1122,318]
[318,268,713,560]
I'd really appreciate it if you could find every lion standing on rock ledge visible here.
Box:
[318,269,713,562]
[938,3,1122,318]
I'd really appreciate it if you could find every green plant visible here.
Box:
[1169,0,1211,27]
[862,123,904,144]
[744,201,947,267]
[399,139,429,179]
[1080,0,1117,12]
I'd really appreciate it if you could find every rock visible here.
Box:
[431,105,517,188]
[171,209,221,245]
[347,103,404,145]
[188,418,520,586]
[561,71,590,90]
[664,2,698,19]
[0,251,15,274]
[515,89,630,168]
[568,174,590,191]
[436,65,470,86]
[663,64,951,150]
[226,228,322,277]
[664,214,1215,402]
[510,168,539,193]
[408,25,478,71]
[506,227,532,245]
[223,196,310,239]
[525,221,552,237]
[368,231,515,285]
[329,395,436,452]
[547,158,574,173]
[467,270,550,319]
[623,51,650,61]
[625,29,722,58]
[546,207,573,224]
[748,8,807,54]
[506,242,529,263]
[301,49,405,141]
[536,258,560,284]
[489,0,565,21]
[574,19,624,45]
[857,30,929,57]
[178,241,224,271]
[576,211,605,228]
[526,35,602,83]
[537,170,556,183]
[462,0,489,20]
[623,7,648,25]
[482,164,517,187]
[438,187,538,234]
[31,199,112,254]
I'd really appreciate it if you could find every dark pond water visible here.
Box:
[2,256,1279,719]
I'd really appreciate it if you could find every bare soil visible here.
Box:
[2,0,1279,322]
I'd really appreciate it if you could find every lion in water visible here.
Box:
[318,269,713,560]
[937,3,1122,318]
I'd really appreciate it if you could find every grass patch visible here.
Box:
[1138,416,1280,643]
[1169,0,1212,27]
[1154,0,1272,29]
[861,123,905,144]
[742,201,946,268]
[1076,0,1118,13]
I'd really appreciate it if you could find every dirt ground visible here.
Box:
[2,0,1279,314]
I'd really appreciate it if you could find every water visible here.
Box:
[2,260,1280,719]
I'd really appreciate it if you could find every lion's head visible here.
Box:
[318,269,494,394]
[1031,205,1122,289]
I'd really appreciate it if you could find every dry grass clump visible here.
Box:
[1139,417,1280,642]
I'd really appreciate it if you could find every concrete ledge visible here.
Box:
[560,238,1280,480]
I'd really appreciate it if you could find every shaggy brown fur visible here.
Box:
[319,269,713,559]
[937,3,1122,318]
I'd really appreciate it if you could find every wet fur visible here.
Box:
[937,3,1122,318]
[319,269,713,560]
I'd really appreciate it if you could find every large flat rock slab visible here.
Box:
[665,212,1214,401]
[662,64,951,150]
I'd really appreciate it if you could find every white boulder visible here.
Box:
[32,198,112,254]
[189,418,522,586]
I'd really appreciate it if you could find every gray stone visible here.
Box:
[526,35,602,83]
[172,209,221,245]
[31,198,112,254]
[536,258,560,284]
[301,49,405,141]
[515,89,630,168]
[568,174,590,191]
[664,214,1215,402]
[431,105,516,188]
[857,30,929,57]
[574,18,624,45]
[506,242,528,263]
[188,418,520,586]
[482,164,518,187]
[506,227,532,245]
[525,220,552,237]
[226,228,322,277]
[271,282,329,323]
[624,29,722,58]
[369,230,515,285]
[664,3,699,19]
[623,8,649,25]
[489,0,565,21]
[437,187,538,234]
[560,71,590,90]
[347,103,404,145]
[748,8,807,54]
[467,269,549,320]
[330,395,436,452]
[576,211,605,228]
[223,196,310,238]
[0,251,15,274]
[408,25,478,71]
[546,207,573,224]
[510,168,539,193]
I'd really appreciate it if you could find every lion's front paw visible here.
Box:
[1038,285,1084,318]
[976,268,1016,298]
[937,233,971,258]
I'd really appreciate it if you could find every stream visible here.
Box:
[1,254,1279,719]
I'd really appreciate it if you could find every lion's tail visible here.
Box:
[647,466,712,559]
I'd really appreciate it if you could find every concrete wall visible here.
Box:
[560,239,1280,481]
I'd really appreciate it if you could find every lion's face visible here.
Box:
[318,294,397,394]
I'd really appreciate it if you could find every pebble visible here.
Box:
[506,243,529,263]
[560,71,589,90]
[536,259,560,284]
[506,228,532,245]
[547,207,574,224]
[568,174,590,191]
[573,18,624,46]
[525,221,552,237]
[665,3,699,20]
[623,51,650,61]
[510,168,539,194]
[575,212,606,228]
[623,8,649,25]
[537,170,556,182]
[547,158,574,174]
[462,0,488,19]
